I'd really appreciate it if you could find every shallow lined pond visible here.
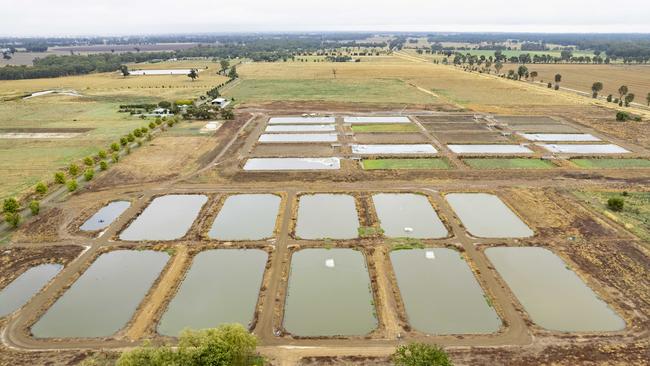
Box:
[295,194,359,239]
[119,195,207,241]
[80,201,130,231]
[158,249,267,336]
[208,194,280,240]
[486,247,625,332]
[284,249,377,336]
[0,264,63,318]
[373,194,448,239]
[446,193,533,238]
[391,249,500,334]
[31,250,169,338]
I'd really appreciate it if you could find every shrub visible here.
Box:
[120,137,128,146]
[99,161,108,171]
[112,153,119,163]
[547,82,552,88]
[616,111,630,122]
[3,197,19,213]
[606,94,613,102]
[67,180,78,192]
[554,85,559,90]
[155,119,162,125]
[133,129,142,138]
[167,120,174,127]
[29,200,40,215]
[158,101,171,109]
[392,343,453,366]
[68,163,80,176]
[140,126,148,133]
[4,212,21,228]
[607,197,624,212]
[84,169,94,181]
[35,182,48,195]
[54,172,66,184]
[174,99,194,106]
[98,150,107,159]
[127,133,135,142]
[148,122,156,129]
[84,156,94,166]
[111,142,120,152]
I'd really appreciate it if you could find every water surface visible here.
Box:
[80,201,130,231]
[208,194,280,240]
[158,250,267,336]
[284,249,377,336]
[0,264,63,318]
[373,194,447,238]
[296,194,359,239]
[32,250,169,338]
[486,247,625,332]
[391,249,501,334]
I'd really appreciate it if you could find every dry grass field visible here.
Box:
[526,64,650,100]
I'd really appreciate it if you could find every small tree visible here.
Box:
[112,153,119,163]
[220,59,230,73]
[3,197,19,213]
[98,150,107,159]
[35,182,48,196]
[158,101,171,109]
[607,94,613,102]
[616,111,630,121]
[646,92,650,106]
[228,66,238,79]
[84,169,94,181]
[517,65,528,80]
[624,93,635,107]
[120,65,130,77]
[494,61,503,74]
[84,156,94,166]
[618,85,628,101]
[100,161,108,171]
[187,69,199,81]
[221,108,235,120]
[607,197,624,212]
[120,137,128,146]
[529,71,538,82]
[392,343,453,366]
[29,200,40,215]
[591,82,603,98]
[111,142,120,152]
[554,74,562,89]
[4,212,21,228]
[54,172,66,184]
[67,180,78,192]
[68,163,80,176]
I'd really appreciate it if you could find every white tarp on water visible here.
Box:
[268,117,336,124]
[519,133,601,142]
[351,144,437,155]
[538,144,630,154]
[127,69,193,75]
[344,116,411,124]
[265,125,336,133]
[447,144,533,154]
[243,158,341,171]
[258,133,338,143]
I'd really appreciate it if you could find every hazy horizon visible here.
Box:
[2,0,650,37]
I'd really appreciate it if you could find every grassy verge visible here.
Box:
[351,123,420,133]
[362,158,450,170]
[463,158,555,169]
[571,158,650,169]
[574,191,650,243]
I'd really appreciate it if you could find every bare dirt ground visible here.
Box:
[1,101,649,366]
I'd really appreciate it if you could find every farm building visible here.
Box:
[211,97,231,108]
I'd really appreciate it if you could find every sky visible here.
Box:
[1,0,650,36]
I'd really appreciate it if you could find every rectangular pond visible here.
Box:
[265,125,336,133]
[243,158,340,171]
[295,194,359,239]
[538,144,630,154]
[128,69,193,75]
[31,250,169,338]
[258,133,338,143]
[158,249,267,336]
[391,248,501,334]
[208,194,280,240]
[0,264,63,318]
[351,144,437,155]
[446,193,533,238]
[119,195,207,241]
[519,133,600,142]
[268,117,335,124]
[447,144,533,154]
[486,247,625,332]
[344,116,410,124]
[80,201,131,231]
[284,249,377,336]
[372,194,447,238]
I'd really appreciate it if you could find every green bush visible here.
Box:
[35,182,48,195]
[112,153,119,163]
[616,111,630,122]
[607,197,624,212]
[111,142,120,152]
[84,169,94,181]
[98,150,107,159]
[158,101,171,108]
[140,126,148,133]
[29,200,40,215]
[100,161,108,171]
[67,180,78,192]
[68,163,80,176]
[3,197,19,213]
[148,122,156,129]
[54,172,66,184]
[133,129,143,138]
[84,156,94,166]
[4,212,21,228]
[393,343,453,366]
[120,137,128,146]
[127,133,135,142]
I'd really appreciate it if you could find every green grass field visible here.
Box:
[361,158,450,170]
[574,191,650,243]
[571,158,650,169]
[223,78,438,104]
[463,158,555,169]
[351,123,420,133]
